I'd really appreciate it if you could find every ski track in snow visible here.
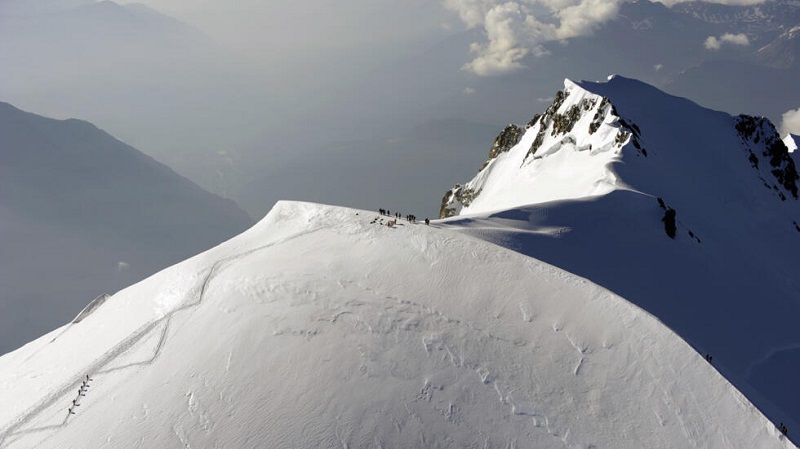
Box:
[0,226,325,447]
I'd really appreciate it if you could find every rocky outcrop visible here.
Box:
[439,184,481,219]
[736,114,799,200]
[481,124,525,170]
[488,125,524,160]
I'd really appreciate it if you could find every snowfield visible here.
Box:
[0,202,794,448]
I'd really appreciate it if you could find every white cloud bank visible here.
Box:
[444,0,623,75]
[704,33,750,50]
[780,107,800,136]
[444,0,767,76]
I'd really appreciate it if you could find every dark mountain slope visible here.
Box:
[0,101,253,354]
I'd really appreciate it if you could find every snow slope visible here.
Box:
[439,75,800,438]
[0,202,792,448]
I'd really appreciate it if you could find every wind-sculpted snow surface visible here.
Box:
[439,75,800,441]
[0,202,793,448]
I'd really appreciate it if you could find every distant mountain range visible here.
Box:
[446,0,800,126]
[0,0,265,207]
[0,101,253,355]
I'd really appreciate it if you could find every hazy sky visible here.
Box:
[123,0,454,79]
[127,0,770,78]
[2,0,789,220]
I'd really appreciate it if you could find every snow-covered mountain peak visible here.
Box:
[670,0,800,33]
[440,75,798,218]
[440,77,645,218]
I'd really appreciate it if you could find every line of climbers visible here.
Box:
[377,209,430,226]
[67,374,93,417]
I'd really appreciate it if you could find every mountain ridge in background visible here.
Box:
[0,100,253,355]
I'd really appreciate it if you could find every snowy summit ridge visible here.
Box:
[441,75,798,218]
[0,201,794,448]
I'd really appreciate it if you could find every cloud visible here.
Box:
[704,36,722,50]
[654,63,663,71]
[780,107,800,136]
[443,0,768,76]
[464,87,477,94]
[461,3,540,76]
[445,0,623,76]
[704,33,750,50]
[443,0,495,28]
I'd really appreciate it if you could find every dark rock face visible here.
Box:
[439,187,458,219]
[735,114,799,199]
[488,124,524,160]
[589,98,610,134]
[527,89,569,159]
[482,124,525,171]
[439,184,481,219]
[662,207,677,239]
